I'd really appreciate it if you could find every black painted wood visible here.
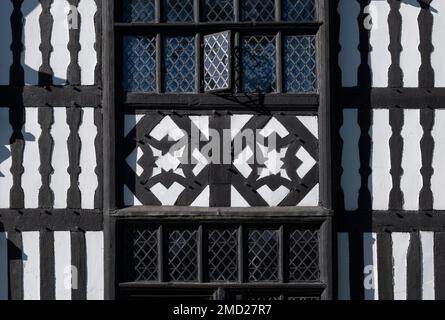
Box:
[377,232,393,300]
[0,86,102,108]
[94,108,103,209]
[387,0,403,88]
[338,211,445,233]
[419,108,434,211]
[434,232,445,300]
[407,231,422,300]
[8,230,23,300]
[71,231,87,300]
[9,0,25,209]
[67,0,81,85]
[94,0,102,86]
[417,0,434,88]
[38,107,54,208]
[38,0,54,86]
[340,88,445,109]
[357,108,371,211]
[0,209,103,232]
[40,229,55,300]
[67,107,82,209]
[389,108,404,210]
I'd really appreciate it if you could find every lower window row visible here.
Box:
[119,223,321,283]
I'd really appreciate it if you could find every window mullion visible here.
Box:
[234,31,240,93]
[196,33,202,93]
[276,31,283,93]
[155,0,161,22]
[194,0,200,22]
[275,0,282,21]
[156,34,162,93]
[234,0,240,22]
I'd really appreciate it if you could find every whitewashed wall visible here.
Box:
[337,0,444,301]
[0,231,104,300]
[0,0,103,301]
[0,0,98,86]
[338,0,445,88]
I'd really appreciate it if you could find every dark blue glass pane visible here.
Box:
[284,36,317,93]
[123,36,157,92]
[204,0,234,21]
[163,36,196,93]
[164,0,194,22]
[123,0,155,22]
[283,0,315,21]
[242,35,276,93]
[241,0,275,21]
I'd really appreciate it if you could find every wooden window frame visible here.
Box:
[103,0,334,300]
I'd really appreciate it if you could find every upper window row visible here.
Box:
[122,0,316,23]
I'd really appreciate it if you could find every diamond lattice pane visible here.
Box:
[163,36,196,93]
[123,36,157,92]
[123,0,155,22]
[130,228,158,281]
[284,35,317,93]
[242,35,276,93]
[248,229,279,282]
[208,229,238,282]
[168,229,198,281]
[283,0,315,21]
[204,0,234,21]
[288,229,319,281]
[164,0,194,22]
[204,31,230,92]
[241,0,275,21]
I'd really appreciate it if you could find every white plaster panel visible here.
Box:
[363,232,378,300]
[392,232,410,300]
[337,232,351,300]
[22,231,40,300]
[431,110,445,209]
[400,1,421,87]
[78,0,97,85]
[338,0,361,87]
[78,108,98,209]
[22,108,41,208]
[0,232,8,300]
[0,1,13,85]
[51,108,70,208]
[420,231,435,300]
[54,231,71,300]
[400,110,422,210]
[368,0,391,87]
[86,231,104,300]
[432,0,445,87]
[0,108,13,208]
[50,0,70,85]
[22,0,42,85]
[371,109,392,210]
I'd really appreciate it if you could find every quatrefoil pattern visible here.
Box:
[123,114,319,207]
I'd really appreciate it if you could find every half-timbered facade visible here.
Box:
[0,0,443,300]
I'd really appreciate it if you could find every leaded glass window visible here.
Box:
[284,35,317,93]
[123,36,157,92]
[241,0,275,21]
[163,36,196,93]
[204,31,231,92]
[283,0,316,21]
[164,0,194,22]
[123,0,155,22]
[204,0,234,22]
[242,36,277,93]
